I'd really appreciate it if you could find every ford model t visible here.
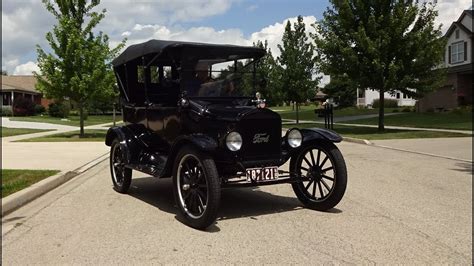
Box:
[106,40,347,229]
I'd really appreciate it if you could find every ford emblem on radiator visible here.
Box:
[253,133,270,144]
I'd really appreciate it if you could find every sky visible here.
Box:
[2,0,472,80]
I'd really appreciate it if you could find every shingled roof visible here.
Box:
[1,75,41,94]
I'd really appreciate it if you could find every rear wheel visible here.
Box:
[110,139,132,193]
[290,141,347,211]
[172,146,221,229]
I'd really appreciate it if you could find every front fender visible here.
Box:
[282,127,342,162]
[300,128,342,144]
[161,133,218,177]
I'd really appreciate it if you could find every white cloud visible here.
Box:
[1,0,237,74]
[434,0,472,32]
[121,15,317,60]
[246,5,258,12]
[13,61,40,75]
[249,16,317,58]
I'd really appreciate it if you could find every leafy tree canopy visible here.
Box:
[278,15,319,123]
[35,0,125,135]
[313,0,445,130]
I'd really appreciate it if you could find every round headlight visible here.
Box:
[287,129,302,148]
[226,131,242,151]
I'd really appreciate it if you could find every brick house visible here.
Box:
[1,75,52,108]
[417,10,473,112]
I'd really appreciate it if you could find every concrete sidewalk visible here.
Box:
[2,117,78,130]
[2,122,114,142]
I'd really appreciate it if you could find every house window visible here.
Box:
[451,41,465,64]
[357,89,365,98]
[403,93,408,99]
[455,29,460,39]
[396,92,400,99]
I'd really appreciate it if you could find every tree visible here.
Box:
[322,75,357,108]
[35,0,125,137]
[253,40,284,105]
[313,0,445,131]
[1,70,7,75]
[278,16,319,124]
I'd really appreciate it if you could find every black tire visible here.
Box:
[290,141,347,211]
[110,139,132,193]
[172,146,221,229]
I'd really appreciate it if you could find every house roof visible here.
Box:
[1,75,41,94]
[445,10,473,37]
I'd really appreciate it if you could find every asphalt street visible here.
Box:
[2,142,472,264]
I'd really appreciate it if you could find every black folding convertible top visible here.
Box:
[112,39,266,67]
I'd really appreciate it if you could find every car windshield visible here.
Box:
[182,57,262,98]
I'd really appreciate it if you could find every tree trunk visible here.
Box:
[79,103,85,137]
[378,90,385,132]
[295,102,300,124]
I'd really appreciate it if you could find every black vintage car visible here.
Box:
[106,40,347,229]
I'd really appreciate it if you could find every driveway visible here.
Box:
[1,141,108,172]
[371,137,472,161]
[2,142,471,264]
[2,120,112,171]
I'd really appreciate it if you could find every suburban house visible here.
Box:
[356,89,416,107]
[1,75,51,108]
[417,9,473,112]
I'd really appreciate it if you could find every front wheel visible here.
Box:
[172,146,221,229]
[290,141,347,211]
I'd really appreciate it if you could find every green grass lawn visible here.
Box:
[10,115,122,127]
[2,169,60,197]
[272,106,398,121]
[344,112,472,130]
[286,123,471,140]
[1,127,52,137]
[19,129,108,142]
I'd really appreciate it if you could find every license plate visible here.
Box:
[246,166,279,182]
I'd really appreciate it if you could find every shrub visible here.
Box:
[401,107,412,112]
[48,102,70,118]
[452,105,472,114]
[1,106,13,116]
[12,97,35,116]
[372,98,398,108]
[34,105,46,115]
[392,109,399,113]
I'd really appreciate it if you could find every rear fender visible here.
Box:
[105,125,148,165]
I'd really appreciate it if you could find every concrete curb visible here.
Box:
[371,144,473,163]
[1,152,110,216]
[340,136,471,162]
[342,137,373,145]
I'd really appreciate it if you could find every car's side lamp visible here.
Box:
[178,98,189,108]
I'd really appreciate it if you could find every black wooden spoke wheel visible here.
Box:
[110,139,132,193]
[290,141,347,211]
[173,146,220,229]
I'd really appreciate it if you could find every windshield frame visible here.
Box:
[180,56,263,99]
